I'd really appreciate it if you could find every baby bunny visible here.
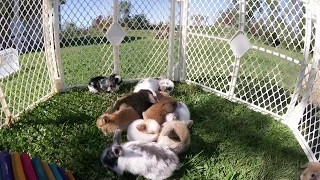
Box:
[157,120,193,155]
[110,89,158,118]
[300,162,320,180]
[96,106,140,135]
[142,94,178,125]
[88,73,122,93]
[127,118,160,142]
[158,75,175,94]
[166,101,191,122]
[101,129,180,180]
[133,75,175,94]
[133,78,159,93]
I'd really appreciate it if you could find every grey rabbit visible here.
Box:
[101,129,180,180]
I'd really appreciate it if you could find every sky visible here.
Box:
[59,0,302,29]
[59,0,233,28]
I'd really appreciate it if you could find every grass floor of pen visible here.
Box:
[0,83,307,180]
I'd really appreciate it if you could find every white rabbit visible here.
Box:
[133,78,159,93]
[166,102,190,122]
[101,130,180,180]
[127,119,160,142]
[133,75,175,94]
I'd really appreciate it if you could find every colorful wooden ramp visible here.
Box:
[0,151,75,180]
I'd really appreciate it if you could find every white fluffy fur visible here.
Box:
[166,102,190,122]
[107,141,179,180]
[127,119,160,142]
[133,78,159,93]
[88,85,98,93]
[133,77,175,94]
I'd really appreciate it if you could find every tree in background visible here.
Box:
[92,15,113,30]
[190,14,208,27]
[130,14,150,29]
[119,0,132,27]
[216,7,238,26]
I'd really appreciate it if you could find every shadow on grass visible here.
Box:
[60,36,145,48]
[190,74,295,115]
[173,91,307,179]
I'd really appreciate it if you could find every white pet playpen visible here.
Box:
[0,0,319,162]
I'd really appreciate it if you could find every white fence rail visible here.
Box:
[0,0,319,162]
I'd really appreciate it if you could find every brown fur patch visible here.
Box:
[143,96,178,125]
[96,107,140,135]
[301,162,320,180]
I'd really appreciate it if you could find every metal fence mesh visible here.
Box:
[0,0,53,125]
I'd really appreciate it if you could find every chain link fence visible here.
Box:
[1,0,320,162]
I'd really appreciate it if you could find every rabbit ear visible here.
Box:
[160,74,167,79]
[183,120,194,128]
[136,124,147,131]
[113,129,122,145]
[142,112,148,120]
[106,107,113,113]
[300,162,310,169]
[147,91,158,103]
[165,129,180,141]
[112,145,123,157]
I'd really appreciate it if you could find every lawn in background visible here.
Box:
[0,83,308,180]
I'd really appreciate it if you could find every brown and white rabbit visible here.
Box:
[110,89,158,118]
[142,94,178,125]
[96,106,140,135]
[127,117,160,142]
[300,162,320,180]
[157,119,193,155]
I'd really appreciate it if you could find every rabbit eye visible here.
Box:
[311,174,315,177]
[103,117,109,123]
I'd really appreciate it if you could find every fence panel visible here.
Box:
[0,0,53,125]
[185,0,319,161]
[59,0,181,85]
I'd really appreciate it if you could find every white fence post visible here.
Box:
[168,0,176,80]
[0,82,11,125]
[228,0,246,99]
[42,0,56,93]
[112,0,120,75]
[284,1,313,127]
[179,0,189,81]
[53,0,65,91]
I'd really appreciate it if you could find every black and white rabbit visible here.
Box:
[101,129,180,180]
[133,75,175,94]
[88,74,122,93]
